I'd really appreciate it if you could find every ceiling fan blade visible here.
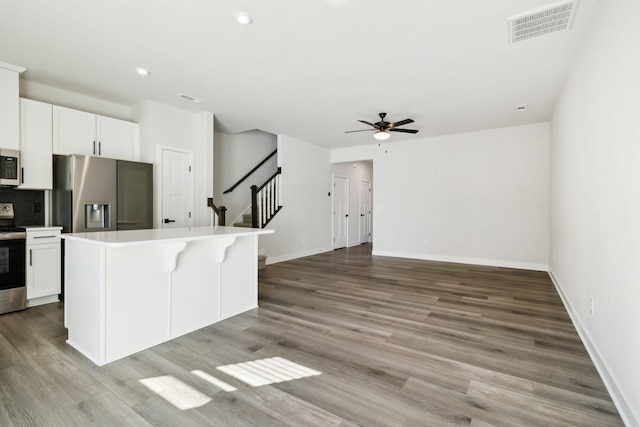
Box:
[344,129,374,133]
[389,128,419,134]
[390,118,414,128]
[358,120,379,129]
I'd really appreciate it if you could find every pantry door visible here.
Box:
[160,147,193,228]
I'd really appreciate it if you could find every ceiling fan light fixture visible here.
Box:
[373,130,390,141]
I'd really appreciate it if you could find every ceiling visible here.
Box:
[0,0,597,149]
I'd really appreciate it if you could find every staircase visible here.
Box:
[233,213,254,228]
[216,152,283,271]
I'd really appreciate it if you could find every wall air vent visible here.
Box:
[177,93,203,103]
[508,0,579,44]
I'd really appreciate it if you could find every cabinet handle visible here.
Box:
[93,141,96,155]
[29,249,32,266]
[98,141,101,155]
[21,167,24,184]
[33,235,57,239]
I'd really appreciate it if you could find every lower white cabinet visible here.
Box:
[26,228,61,307]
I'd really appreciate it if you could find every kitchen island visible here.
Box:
[61,226,273,366]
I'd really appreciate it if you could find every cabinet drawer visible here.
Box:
[27,231,61,245]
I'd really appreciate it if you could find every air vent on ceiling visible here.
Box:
[508,0,579,44]
[177,93,203,103]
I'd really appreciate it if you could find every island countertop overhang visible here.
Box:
[59,225,273,247]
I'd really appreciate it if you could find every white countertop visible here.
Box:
[24,226,63,232]
[60,226,273,247]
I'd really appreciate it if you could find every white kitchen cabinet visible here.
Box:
[97,116,136,160]
[53,105,138,161]
[19,98,53,189]
[52,106,96,156]
[0,66,21,150]
[26,228,62,307]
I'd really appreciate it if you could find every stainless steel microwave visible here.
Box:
[0,149,20,186]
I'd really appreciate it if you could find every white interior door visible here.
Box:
[161,148,192,228]
[359,180,371,243]
[333,175,348,249]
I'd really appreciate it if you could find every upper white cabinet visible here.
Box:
[97,116,136,160]
[19,98,53,189]
[52,106,96,156]
[53,105,138,161]
[0,67,20,150]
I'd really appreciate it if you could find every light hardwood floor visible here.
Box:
[0,244,624,426]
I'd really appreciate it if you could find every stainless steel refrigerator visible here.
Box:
[52,155,153,233]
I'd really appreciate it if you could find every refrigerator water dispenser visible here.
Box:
[85,204,110,229]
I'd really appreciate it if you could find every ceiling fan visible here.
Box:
[345,112,419,140]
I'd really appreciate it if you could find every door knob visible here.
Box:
[164,218,176,224]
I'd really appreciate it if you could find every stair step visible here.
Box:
[242,213,252,222]
[258,254,266,270]
[234,222,252,228]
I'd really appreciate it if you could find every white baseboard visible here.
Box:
[549,270,638,427]
[265,246,333,265]
[371,250,548,272]
[26,294,60,308]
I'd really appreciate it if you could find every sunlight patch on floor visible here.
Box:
[216,356,322,387]
[192,369,237,392]
[139,357,321,410]
[139,375,211,410]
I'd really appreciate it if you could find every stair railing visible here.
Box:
[223,149,278,194]
[251,167,282,228]
[207,198,227,226]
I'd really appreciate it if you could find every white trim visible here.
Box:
[265,246,333,265]
[331,174,349,249]
[549,270,638,427]
[0,61,26,73]
[156,145,195,229]
[371,250,548,272]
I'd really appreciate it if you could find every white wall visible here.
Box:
[260,135,332,263]
[213,130,277,224]
[331,161,373,246]
[20,80,131,121]
[550,1,640,424]
[132,100,214,228]
[332,123,550,270]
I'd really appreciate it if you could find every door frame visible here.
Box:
[157,145,194,229]
[332,174,349,249]
[359,179,372,244]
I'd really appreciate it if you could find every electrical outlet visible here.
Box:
[589,298,594,315]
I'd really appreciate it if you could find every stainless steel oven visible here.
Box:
[0,203,26,314]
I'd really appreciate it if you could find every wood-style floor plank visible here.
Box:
[0,244,624,426]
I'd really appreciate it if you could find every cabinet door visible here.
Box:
[19,99,53,189]
[0,67,19,150]
[97,116,134,160]
[53,106,96,155]
[27,243,61,299]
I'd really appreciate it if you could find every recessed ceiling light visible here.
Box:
[235,12,252,25]
[135,67,150,76]
[516,104,528,111]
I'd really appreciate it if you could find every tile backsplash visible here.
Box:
[0,188,45,226]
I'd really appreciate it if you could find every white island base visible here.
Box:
[61,226,273,366]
